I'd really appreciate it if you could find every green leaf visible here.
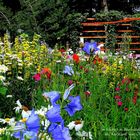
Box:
[0,87,7,95]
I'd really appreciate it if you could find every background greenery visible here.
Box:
[0,0,140,48]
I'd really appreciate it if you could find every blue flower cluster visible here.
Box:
[83,42,100,55]
[43,89,82,140]
[12,86,82,140]
[13,110,40,140]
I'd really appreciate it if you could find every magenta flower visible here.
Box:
[68,80,73,86]
[32,73,41,81]
[117,101,122,106]
[115,95,121,100]
[115,87,120,91]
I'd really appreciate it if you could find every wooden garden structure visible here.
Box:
[80,17,140,52]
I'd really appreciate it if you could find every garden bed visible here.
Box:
[0,33,140,140]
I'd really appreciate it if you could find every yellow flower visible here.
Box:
[119,65,123,70]
[109,82,114,88]
[4,118,10,122]
[0,128,6,135]
[21,118,27,123]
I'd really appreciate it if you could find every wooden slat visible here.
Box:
[98,42,140,45]
[117,30,134,32]
[83,30,105,32]
[80,36,107,38]
[80,36,140,39]
[99,48,140,51]
[82,23,105,26]
[83,30,135,33]
[82,23,132,26]
[118,24,132,26]
[118,42,140,45]
[117,36,140,38]
[87,18,96,20]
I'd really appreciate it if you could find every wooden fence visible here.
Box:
[80,18,140,51]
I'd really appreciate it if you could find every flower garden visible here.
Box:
[0,33,140,140]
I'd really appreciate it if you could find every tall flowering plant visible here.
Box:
[43,84,83,140]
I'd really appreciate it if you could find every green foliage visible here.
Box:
[0,1,13,34]
[0,86,7,96]
[105,25,117,53]
[0,0,86,48]
[131,13,140,35]
[0,79,35,118]
[95,10,125,21]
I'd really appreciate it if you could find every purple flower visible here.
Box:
[83,42,99,55]
[48,123,71,140]
[63,65,74,76]
[12,110,40,140]
[12,122,25,140]
[46,105,63,123]
[63,84,75,100]
[23,131,37,140]
[26,110,40,133]
[43,91,60,106]
[65,96,82,116]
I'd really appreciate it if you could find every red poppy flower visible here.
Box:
[73,54,80,64]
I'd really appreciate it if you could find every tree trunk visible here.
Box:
[102,0,108,12]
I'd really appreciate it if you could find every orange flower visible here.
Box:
[73,54,80,64]
[93,55,102,64]
[41,68,52,79]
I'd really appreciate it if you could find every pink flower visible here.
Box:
[115,95,121,99]
[117,101,122,106]
[124,108,128,111]
[115,87,120,91]
[68,80,73,86]
[32,73,41,81]
[84,91,91,96]
[125,87,129,92]
[121,78,131,85]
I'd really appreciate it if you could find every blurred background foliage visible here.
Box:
[0,0,140,48]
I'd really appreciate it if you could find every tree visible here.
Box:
[0,0,13,36]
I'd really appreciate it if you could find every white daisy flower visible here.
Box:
[76,131,93,140]
[17,76,24,81]
[13,100,22,113]
[6,95,13,98]
[0,75,5,81]
[67,120,84,131]
[0,65,8,73]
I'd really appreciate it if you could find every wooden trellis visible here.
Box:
[80,18,140,51]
